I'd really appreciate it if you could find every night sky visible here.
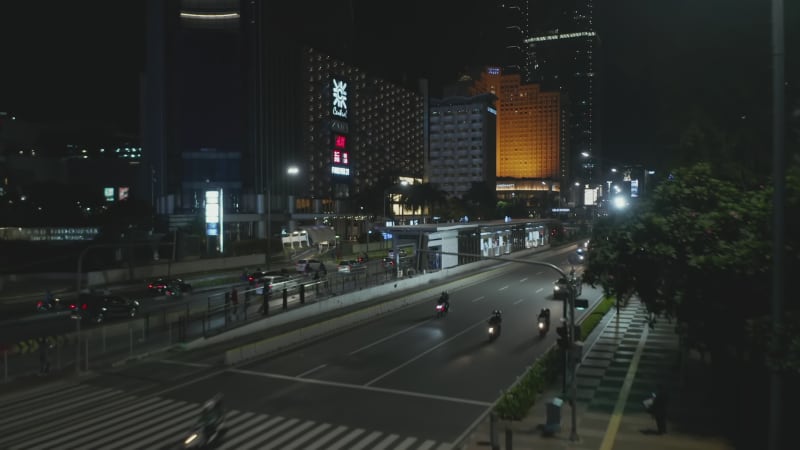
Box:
[1,0,796,165]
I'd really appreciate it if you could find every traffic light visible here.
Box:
[556,325,568,349]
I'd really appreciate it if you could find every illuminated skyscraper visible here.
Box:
[525,0,598,186]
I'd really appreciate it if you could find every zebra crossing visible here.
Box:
[0,382,452,450]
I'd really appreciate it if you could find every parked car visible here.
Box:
[382,257,396,270]
[296,259,321,273]
[255,275,299,295]
[148,278,192,295]
[247,270,283,285]
[337,260,365,273]
[553,276,582,300]
[387,249,407,259]
[72,294,140,324]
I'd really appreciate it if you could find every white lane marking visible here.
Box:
[471,296,485,303]
[350,431,383,450]
[0,387,122,433]
[84,401,195,449]
[258,419,317,450]
[282,422,332,450]
[536,287,543,293]
[17,397,166,448]
[364,319,487,387]
[393,436,417,450]
[157,359,212,368]
[327,428,365,450]
[229,368,491,407]
[418,440,437,450]
[373,433,400,449]
[536,271,544,275]
[218,416,282,449]
[304,425,348,450]
[349,318,432,355]
[297,364,328,378]
[513,298,524,305]
[498,285,508,291]
[98,403,198,449]
[519,277,528,282]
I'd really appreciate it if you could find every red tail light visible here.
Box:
[37,301,43,307]
[69,303,77,310]
[148,283,154,289]
[81,303,88,310]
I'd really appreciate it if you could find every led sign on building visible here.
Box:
[205,189,224,253]
[332,79,348,119]
[331,133,350,177]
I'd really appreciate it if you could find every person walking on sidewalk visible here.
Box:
[231,287,239,319]
[651,385,669,434]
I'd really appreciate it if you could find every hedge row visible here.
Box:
[494,296,616,420]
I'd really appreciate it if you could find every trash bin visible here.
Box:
[543,397,563,435]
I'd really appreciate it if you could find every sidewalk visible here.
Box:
[459,298,735,450]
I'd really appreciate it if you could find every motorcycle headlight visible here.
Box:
[184,433,198,445]
[554,286,560,291]
[538,322,544,329]
[489,327,494,333]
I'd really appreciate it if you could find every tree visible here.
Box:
[583,162,799,370]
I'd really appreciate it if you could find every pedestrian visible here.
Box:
[231,287,239,319]
[650,385,668,434]
[224,292,231,323]
[319,262,327,276]
[38,336,50,375]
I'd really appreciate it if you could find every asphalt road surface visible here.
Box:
[0,248,600,449]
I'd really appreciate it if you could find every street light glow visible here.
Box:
[613,196,628,209]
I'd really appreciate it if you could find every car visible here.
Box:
[148,278,192,295]
[382,257,396,270]
[387,249,407,259]
[71,294,140,324]
[553,276,582,300]
[296,259,321,273]
[337,260,365,273]
[246,270,283,285]
[255,275,299,295]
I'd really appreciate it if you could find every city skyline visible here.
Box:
[1,0,796,168]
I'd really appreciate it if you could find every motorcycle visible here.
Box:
[36,296,62,312]
[537,317,550,337]
[488,321,502,341]
[182,399,226,448]
[435,301,449,318]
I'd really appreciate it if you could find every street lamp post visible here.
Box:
[266,166,300,268]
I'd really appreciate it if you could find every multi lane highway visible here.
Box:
[0,247,600,449]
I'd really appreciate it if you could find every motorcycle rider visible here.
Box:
[438,291,450,312]
[200,394,225,439]
[538,308,550,324]
[489,309,503,325]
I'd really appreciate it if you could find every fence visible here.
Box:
[1,259,404,383]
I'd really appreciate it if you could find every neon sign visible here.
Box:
[332,78,348,119]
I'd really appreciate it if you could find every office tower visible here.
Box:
[467,67,563,214]
[428,93,497,199]
[525,0,598,186]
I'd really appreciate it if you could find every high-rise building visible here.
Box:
[428,93,497,199]
[465,67,563,215]
[525,0,598,187]
[143,0,423,242]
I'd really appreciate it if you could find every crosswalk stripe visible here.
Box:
[0,384,95,419]
[237,417,300,450]
[349,430,383,449]
[1,387,453,450]
[4,395,146,447]
[280,422,332,450]
[394,436,418,449]
[81,401,195,450]
[0,387,122,434]
[326,427,365,450]
[304,424,348,450]
[373,433,400,449]
[103,405,200,450]
[50,398,183,450]
[0,382,86,410]
[217,415,282,449]
[256,419,316,450]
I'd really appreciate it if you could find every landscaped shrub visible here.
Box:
[494,296,616,420]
